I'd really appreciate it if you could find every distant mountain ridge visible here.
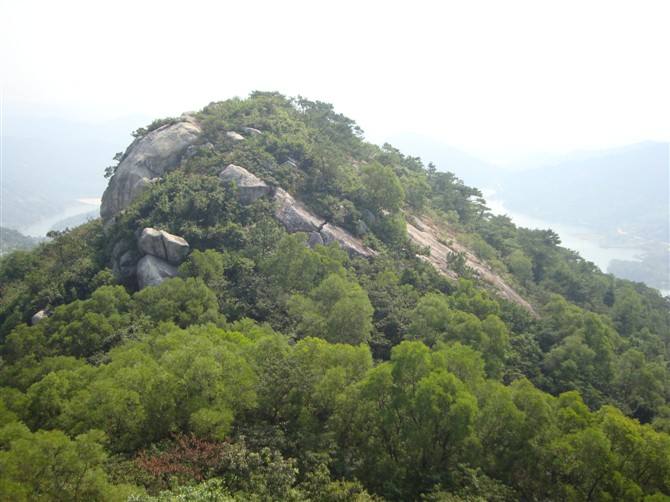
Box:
[0,108,150,231]
[386,133,503,188]
[500,141,669,242]
[0,227,41,255]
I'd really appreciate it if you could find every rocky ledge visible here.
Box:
[219,164,376,258]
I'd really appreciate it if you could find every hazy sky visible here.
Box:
[2,0,669,163]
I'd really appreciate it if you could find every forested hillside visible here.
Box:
[1,93,669,501]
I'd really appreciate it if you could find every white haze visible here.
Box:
[2,0,670,164]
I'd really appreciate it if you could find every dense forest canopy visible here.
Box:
[1,92,669,501]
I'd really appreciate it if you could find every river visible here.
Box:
[482,190,646,273]
[23,198,101,237]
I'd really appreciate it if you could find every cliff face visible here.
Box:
[100,117,202,220]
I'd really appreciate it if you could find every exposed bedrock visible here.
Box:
[101,118,202,221]
[136,255,179,289]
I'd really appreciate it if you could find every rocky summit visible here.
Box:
[103,119,377,286]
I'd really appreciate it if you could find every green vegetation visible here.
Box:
[1,92,669,500]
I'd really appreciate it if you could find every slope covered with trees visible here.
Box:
[1,92,669,501]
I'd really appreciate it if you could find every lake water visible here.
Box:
[23,198,101,237]
[483,190,645,273]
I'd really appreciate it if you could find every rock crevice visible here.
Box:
[110,228,190,289]
[138,228,190,265]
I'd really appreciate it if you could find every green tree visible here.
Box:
[614,349,668,422]
[132,278,223,328]
[334,341,478,499]
[360,162,405,214]
[0,425,134,501]
[504,249,534,284]
[289,274,373,345]
[407,292,451,346]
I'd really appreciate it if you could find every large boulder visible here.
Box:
[100,119,202,220]
[136,255,178,289]
[274,188,324,233]
[138,228,190,265]
[219,164,271,204]
[31,309,49,325]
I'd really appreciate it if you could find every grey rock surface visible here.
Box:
[111,238,130,261]
[136,255,179,289]
[138,228,190,265]
[117,250,140,280]
[101,120,202,220]
[241,127,262,135]
[307,231,324,248]
[219,164,271,204]
[226,131,245,141]
[216,165,375,257]
[320,223,376,258]
[274,188,324,233]
[162,232,190,264]
[111,239,140,281]
[409,215,425,231]
[31,309,49,325]
[138,228,164,258]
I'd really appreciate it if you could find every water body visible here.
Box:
[23,198,101,237]
[483,190,645,273]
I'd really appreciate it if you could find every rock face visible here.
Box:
[274,188,324,233]
[406,216,537,316]
[307,231,324,248]
[219,164,376,258]
[219,164,271,204]
[111,239,140,281]
[31,309,49,325]
[138,228,190,265]
[320,223,375,258]
[136,255,179,289]
[100,119,202,220]
[160,232,190,264]
[226,131,245,141]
